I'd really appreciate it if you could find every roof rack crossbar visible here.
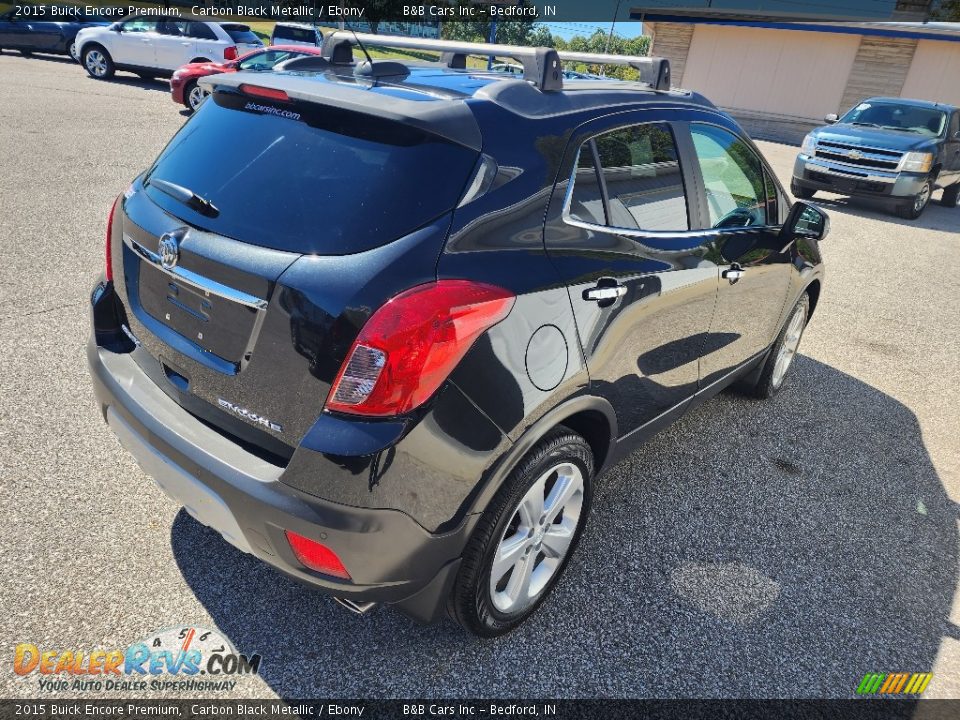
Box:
[321,31,672,92]
[556,51,671,90]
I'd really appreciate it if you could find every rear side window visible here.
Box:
[567,142,606,226]
[143,93,478,254]
[187,22,217,40]
[273,26,317,43]
[569,123,689,232]
[222,24,259,44]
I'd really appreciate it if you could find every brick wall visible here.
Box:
[648,22,695,86]
[838,36,919,114]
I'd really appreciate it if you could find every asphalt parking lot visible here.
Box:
[1,52,958,700]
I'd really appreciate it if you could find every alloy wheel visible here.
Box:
[489,462,585,614]
[69,42,77,61]
[772,306,806,389]
[188,84,208,111]
[85,50,106,77]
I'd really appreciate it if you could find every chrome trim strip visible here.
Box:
[816,140,904,156]
[124,234,268,311]
[802,157,896,184]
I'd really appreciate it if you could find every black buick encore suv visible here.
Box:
[88,33,828,636]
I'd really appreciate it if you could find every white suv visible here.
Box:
[76,14,262,80]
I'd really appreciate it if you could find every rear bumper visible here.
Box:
[87,337,474,622]
[792,154,928,202]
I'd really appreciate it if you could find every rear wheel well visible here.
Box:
[558,410,612,472]
[805,280,821,320]
[190,57,211,63]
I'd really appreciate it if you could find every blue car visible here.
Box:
[0,6,111,62]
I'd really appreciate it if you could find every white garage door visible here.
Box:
[681,25,861,122]
[901,40,960,107]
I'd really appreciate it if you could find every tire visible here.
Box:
[746,293,810,399]
[896,179,933,220]
[19,49,32,57]
[136,72,156,80]
[451,428,594,637]
[941,183,960,208]
[184,80,208,112]
[82,44,114,79]
[791,180,815,200]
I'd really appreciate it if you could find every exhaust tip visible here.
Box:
[334,597,378,615]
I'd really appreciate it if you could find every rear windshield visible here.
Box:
[273,26,317,43]
[222,24,259,44]
[143,92,478,254]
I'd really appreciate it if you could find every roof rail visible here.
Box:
[320,31,671,92]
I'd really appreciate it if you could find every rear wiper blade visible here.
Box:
[147,177,220,218]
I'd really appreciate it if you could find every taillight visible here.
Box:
[326,280,515,417]
[239,83,289,102]
[223,45,238,61]
[285,531,350,579]
[105,198,116,282]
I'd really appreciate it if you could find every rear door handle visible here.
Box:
[723,266,745,284]
[584,283,627,302]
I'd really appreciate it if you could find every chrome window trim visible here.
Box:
[124,234,268,311]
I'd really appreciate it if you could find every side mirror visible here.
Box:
[112,23,122,32]
[824,113,839,124]
[782,201,830,243]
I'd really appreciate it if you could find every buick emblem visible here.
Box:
[157,233,180,270]
[848,149,863,160]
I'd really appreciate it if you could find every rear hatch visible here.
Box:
[114,82,479,456]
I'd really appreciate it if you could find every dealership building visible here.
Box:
[637,6,960,143]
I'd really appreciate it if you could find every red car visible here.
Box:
[170,45,324,112]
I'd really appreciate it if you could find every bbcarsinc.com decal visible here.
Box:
[13,626,260,693]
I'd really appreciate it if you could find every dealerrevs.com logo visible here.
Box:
[13,626,261,693]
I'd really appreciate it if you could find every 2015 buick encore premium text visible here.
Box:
[87,33,828,636]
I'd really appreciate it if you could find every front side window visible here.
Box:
[691,124,767,229]
[121,18,157,33]
[568,123,689,232]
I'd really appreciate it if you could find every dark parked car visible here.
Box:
[87,33,828,636]
[793,97,960,219]
[0,6,111,61]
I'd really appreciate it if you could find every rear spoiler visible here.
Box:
[197,72,483,151]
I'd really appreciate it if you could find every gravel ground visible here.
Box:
[1,52,958,701]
